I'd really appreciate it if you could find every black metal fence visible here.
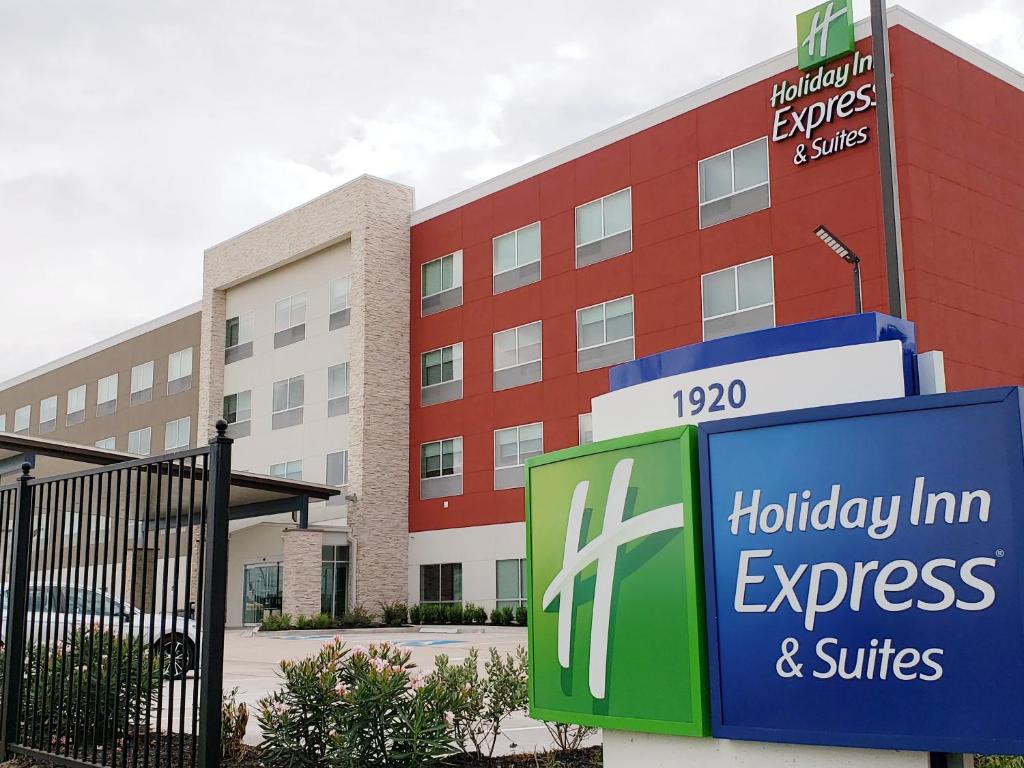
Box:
[0,425,232,768]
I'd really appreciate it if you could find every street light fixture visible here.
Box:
[814,225,862,314]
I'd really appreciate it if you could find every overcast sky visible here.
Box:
[1,0,1021,381]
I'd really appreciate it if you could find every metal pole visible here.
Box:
[853,259,863,314]
[0,464,34,759]
[197,420,233,768]
[870,0,907,319]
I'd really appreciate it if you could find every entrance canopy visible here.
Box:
[0,430,338,523]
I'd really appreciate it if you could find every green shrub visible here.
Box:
[260,613,292,632]
[544,720,596,752]
[446,603,464,625]
[463,604,487,624]
[489,607,514,626]
[977,758,1024,768]
[408,604,422,624]
[258,639,454,768]
[338,603,374,628]
[419,603,440,625]
[515,606,528,626]
[429,646,529,758]
[380,601,408,627]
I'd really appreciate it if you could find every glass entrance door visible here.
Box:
[321,545,350,619]
[243,563,282,625]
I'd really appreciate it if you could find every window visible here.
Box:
[698,137,770,228]
[14,405,30,434]
[95,437,116,450]
[272,376,305,430]
[130,360,154,405]
[579,413,594,445]
[274,293,307,348]
[65,385,86,426]
[493,321,542,391]
[420,563,462,604]
[493,222,541,293]
[329,276,352,330]
[330,276,351,312]
[420,343,463,406]
[225,312,254,363]
[421,251,463,316]
[164,417,190,451]
[327,363,350,417]
[575,188,632,267]
[326,451,349,487]
[0,414,6,432]
[420,437,463,500]
[576,296,635,372]
[494,422,543,489]
[270,460,303,481]
[97,374,118,416]
[224,390,252,438]
[701,256,775,341]
[167,348,193,394]
[37,396,57,434]
[128,427,152,456]
[496,559,526,610]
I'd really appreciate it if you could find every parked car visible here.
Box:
[1,584,198,679]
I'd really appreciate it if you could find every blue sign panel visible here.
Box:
[698,387,1024,754]
[611,312,918,396]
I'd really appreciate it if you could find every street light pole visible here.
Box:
[852,257,863,314]
[814,225,862,315]
[870,0,907,320]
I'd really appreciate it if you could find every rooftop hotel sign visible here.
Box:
[773,0,877,166]
[699,388,1024,754]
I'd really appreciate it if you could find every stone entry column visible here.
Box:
[282,528,323,618]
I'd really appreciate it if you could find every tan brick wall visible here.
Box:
[201,174,413,615]
[281,528,324,618]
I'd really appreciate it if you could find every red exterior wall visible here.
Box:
[892,27,1024,389]
[409,25,1024,534]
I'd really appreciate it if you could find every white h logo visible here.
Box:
[541,458,685,699]
[803,2,849,58]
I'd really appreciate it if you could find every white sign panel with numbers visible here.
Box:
[591,340,905,441]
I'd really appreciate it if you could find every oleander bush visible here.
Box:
[428,646,529,759]
[257,638,454,768]
[16,627,162,754]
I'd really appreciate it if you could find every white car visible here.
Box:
[2,585,199,679]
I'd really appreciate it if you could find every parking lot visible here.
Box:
[222,626,591,756]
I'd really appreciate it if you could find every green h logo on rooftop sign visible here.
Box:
[524,427,709,736]
[797,0,855,71]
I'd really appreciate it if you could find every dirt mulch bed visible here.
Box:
[2,744,603,768]
[443,747,602,767]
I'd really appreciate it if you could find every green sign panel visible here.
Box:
[796,0,855,71]
[525,427,709,736]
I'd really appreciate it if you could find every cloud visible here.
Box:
[0,0,1020,381]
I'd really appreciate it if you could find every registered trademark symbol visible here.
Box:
[996,549,1006,558]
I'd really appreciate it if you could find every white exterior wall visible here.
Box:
[223,240,352,529]
[408,522,525,611]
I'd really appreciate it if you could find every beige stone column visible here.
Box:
[127,547,158,612]
[281,528,323,618]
